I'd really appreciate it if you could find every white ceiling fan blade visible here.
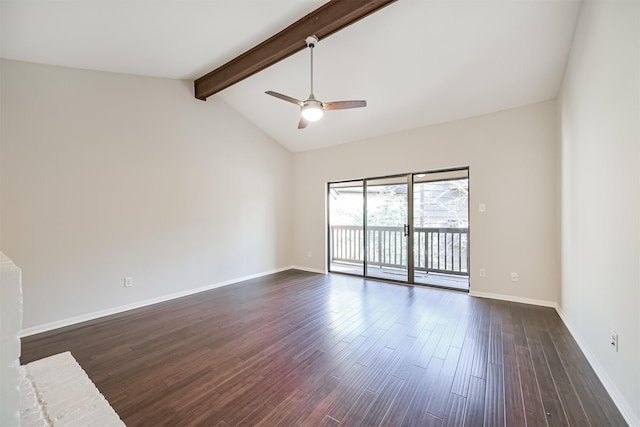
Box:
[265,91,304,106]
[323,100,367,110]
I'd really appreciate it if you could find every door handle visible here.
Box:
[403,224,409,237]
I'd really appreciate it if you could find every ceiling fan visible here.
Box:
[265,35,367,129]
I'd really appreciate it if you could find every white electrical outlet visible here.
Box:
[124,277,133,288]
[479,203,486,213]
[510,272,519,282]
[610,330,619,352]
[479,268,486,278]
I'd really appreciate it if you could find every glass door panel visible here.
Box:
[328,181,364,275]
[413,171,469,290]
[366,176,408,282]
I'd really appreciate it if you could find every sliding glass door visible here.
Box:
[328,168,469,290]
[413,172,469,289]
[365,176,409,282]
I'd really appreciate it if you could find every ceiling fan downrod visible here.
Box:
[306,35,318,97]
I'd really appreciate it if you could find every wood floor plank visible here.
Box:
[416,323,446,368]
[434,316,461,359]
[526,319,571,426]
[470,329,489,380]
[391,325,435,379]
[365,334,415,394]
[298,363,369,425]
[450,302,471,349]
[463,375,486,427]
[509,305,529,348]
[483,361,505,427]
[234,400,275,427]
[450,334,477,397]
[538,330,591,426]
[443,393,467,427]
[427,347,462,419]
[291,374,341,424]
[488,303,504,366]
[339,389,378,425]
[357,375,404,426]
[515,344,548,423]
[254,388,309,427]
[379,364,427,426]
[501,304,527,427]
[20,270,626,426]
[327,346,397,422]
[400,357,444,427]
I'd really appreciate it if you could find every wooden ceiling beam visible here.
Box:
[194,0,397,100]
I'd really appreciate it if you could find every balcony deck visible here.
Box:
[330,261,469,291]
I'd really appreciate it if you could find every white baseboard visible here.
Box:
[19,266,295,338]
[469,290,558,309]
[555,307,639,427]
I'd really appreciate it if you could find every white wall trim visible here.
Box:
[555,307,640,427]
[19,266,295,338]
[469,290,558,308]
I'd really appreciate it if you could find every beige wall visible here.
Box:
[0,60,293,329]
[292,101,560,304]
[558,1,639,423]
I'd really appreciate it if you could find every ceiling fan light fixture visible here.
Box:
[301,102,323,122]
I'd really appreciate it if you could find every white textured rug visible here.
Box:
[20,352,125,427]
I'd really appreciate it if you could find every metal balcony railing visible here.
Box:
[330,225,469,276]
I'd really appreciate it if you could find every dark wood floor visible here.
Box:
[21,270,626,426]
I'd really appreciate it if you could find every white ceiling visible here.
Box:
[1,0,581,152]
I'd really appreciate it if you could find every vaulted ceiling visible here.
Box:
[1,0,581,152]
